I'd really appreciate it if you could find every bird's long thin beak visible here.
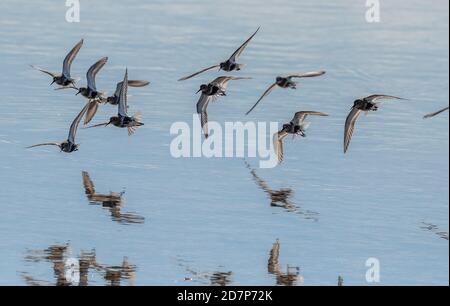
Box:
[196,89,202,94]
[50,80,55,86]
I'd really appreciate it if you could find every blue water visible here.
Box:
[0,0,448,285]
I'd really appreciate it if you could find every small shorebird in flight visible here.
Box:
[31,39,83,88]
[26,102,90,153]
[423,106,449,119]
[245,71,326,115]
[178,27,260,81]
[104,80,150,105]
[273,111,328,163]
[74,57,108,100]
[86,69,144,136]
[196,76,251,138]
[344,95,404,154]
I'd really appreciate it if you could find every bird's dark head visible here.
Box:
[219,62,226,69]
[197,84,208,94]
[276,76,284,83]
[76,88,86,96]
[354,99,364,106]
[282,123,292,131]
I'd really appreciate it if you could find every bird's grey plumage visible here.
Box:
[229,26,260,63]
[178,27,260,81]
[27,102,89,151]
[286,71,326,79]
[113,80,149,98]
[84,99,100,125]
[118,69,129,117]
[363,94,404,103]
[291,111,329,126]
[273,130,288,164]
[246,83,277,116]
[343,107,361,154]
[246,71,326,115]
[68,102,91,144]
[344,94,404,153]
[196,94,212,138]
[30,65,57,78]
[87,57,108,91]
[210,76,251,93]
[62,39,83,79]
[178,64,221,82]
[423,106,449,119]
[30,39,83,87]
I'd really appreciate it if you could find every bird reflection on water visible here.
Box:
[82,171,145,225]
[420,222,449,241]
[245,162,319,221]
[21,244,136,286]
[267,239,302,286]
[177,258,233,286]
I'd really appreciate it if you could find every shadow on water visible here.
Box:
[82,171,145,225]
[245,162,319,221]
[21,244,136,286]
[267,239,302,286]
[420,222,449,241]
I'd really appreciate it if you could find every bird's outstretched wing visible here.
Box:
[62,39,83,78]
[86,57,108,91]
[82,171,96,196]
[423,106,449,119]
[113,80,150,97]
[291,111,329,126]
[211,76,251,92]
[344,107,362,154]
[178,64,221,81]
[118,69,129,117]
[26,142,60,149]
[273,130,288,164]
[196,94,212,138]
[288,71,326,79]
[84,100,100,125]
[68,102,90,144]
[245,83,277,115]
[30,65,57,78]
[228,27,260,63]
[363,94,404,103]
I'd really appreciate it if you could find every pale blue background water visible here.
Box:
[0,0,448,285]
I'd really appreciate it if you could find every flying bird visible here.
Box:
[178,27,260,81]
[245,71,326,115]
[196,76,250,138]
[30,39,83,88]
[423,106,449,119]
[344,95,404,154]
[104,80,150,105]
[26,102,90,153]
[273,111,328,163]
[86,69,144,136]
[75,57,108,100]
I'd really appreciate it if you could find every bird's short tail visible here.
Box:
[128,112,144,136]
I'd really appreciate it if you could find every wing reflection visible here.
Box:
[177,258,233,286]
[245,162,319,221]
[21,244,136,286]
[267,239,303,286]
[82,171,145,225]
[420,222,449,241]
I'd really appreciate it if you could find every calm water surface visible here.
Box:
[0,0,448,285]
